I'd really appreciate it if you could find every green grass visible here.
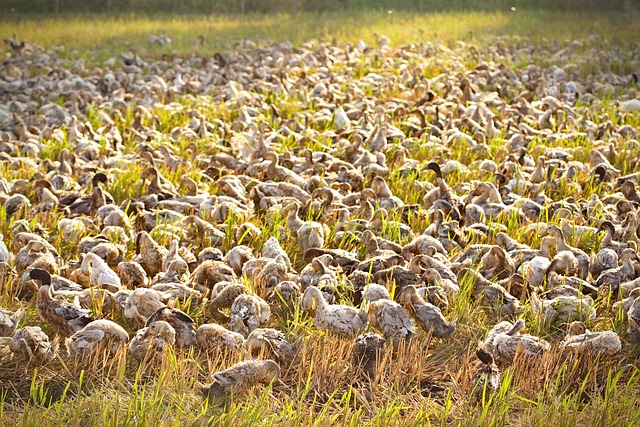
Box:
[1,11,639,65]
[1,8,640,427]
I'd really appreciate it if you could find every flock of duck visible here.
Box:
[1,33,640,405]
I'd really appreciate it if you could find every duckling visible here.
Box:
[560,321,621,356]
[471,348,500,404]
[485,319,550,366]
[145,307,196,348]
[368,298,416,346]
[124,288,171,326]
[129,320,176,361]
[30,269,94,337]
[0,307,24,337]
[65,319,129,359]
[245,328,296,367]
[229,294,271,337]
[301,286,368,339]
[196,323,245,355]
[352,332,386,379]
[9,326,57,364]
[531,293,595,325]
[204,359,280,403]
[397,285,456,338]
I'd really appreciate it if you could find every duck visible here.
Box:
[484,319,550,366]
[9,326,57,364]
[627,294,640,342]
[229,293,271,337]
[367,296,416,346]
[471,348,500,404]
[30,269,94,337]
[141,167,179,199]
[0,307,25,337]
[531,293,596,325]
[196,323,245,355]
[560,321,622,356]
[301,286,368,339]
[544,225,589,279]
[245,328,296,367]
[285,203,325,253]
[204,359,280,403]
[129,320,176,361]
[397,285,456,338]
[191,259,237,293]
[418,268,459,302]
[133,231,168,279]
[65,319,129,359]
[595,248,638,294]
[589,247,618,281]
[123,288,171,326]
[352,333,386,379]
[461,267,523,316]
[267,280,300,319]
[145,307,196,347]
[81,252,122,289]
[117,260,149,288]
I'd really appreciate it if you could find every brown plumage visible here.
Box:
[245,328,296,367]
[368,298,415,346]
[0,307,25,337]
[208,283,247,322]
[204,359,280,403]
[129,320,176,360]
[192,260,237,292]
[65,319,129,358]
[196,323,245,355]
[31,269,94,337]
[229,294,271,337]
[397,285,456,338]
[9,326,57,364]
[145,307,196,347]
[471,348,500,404]
[133,231,167,279]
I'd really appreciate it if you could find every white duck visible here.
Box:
[301,286,368,339]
